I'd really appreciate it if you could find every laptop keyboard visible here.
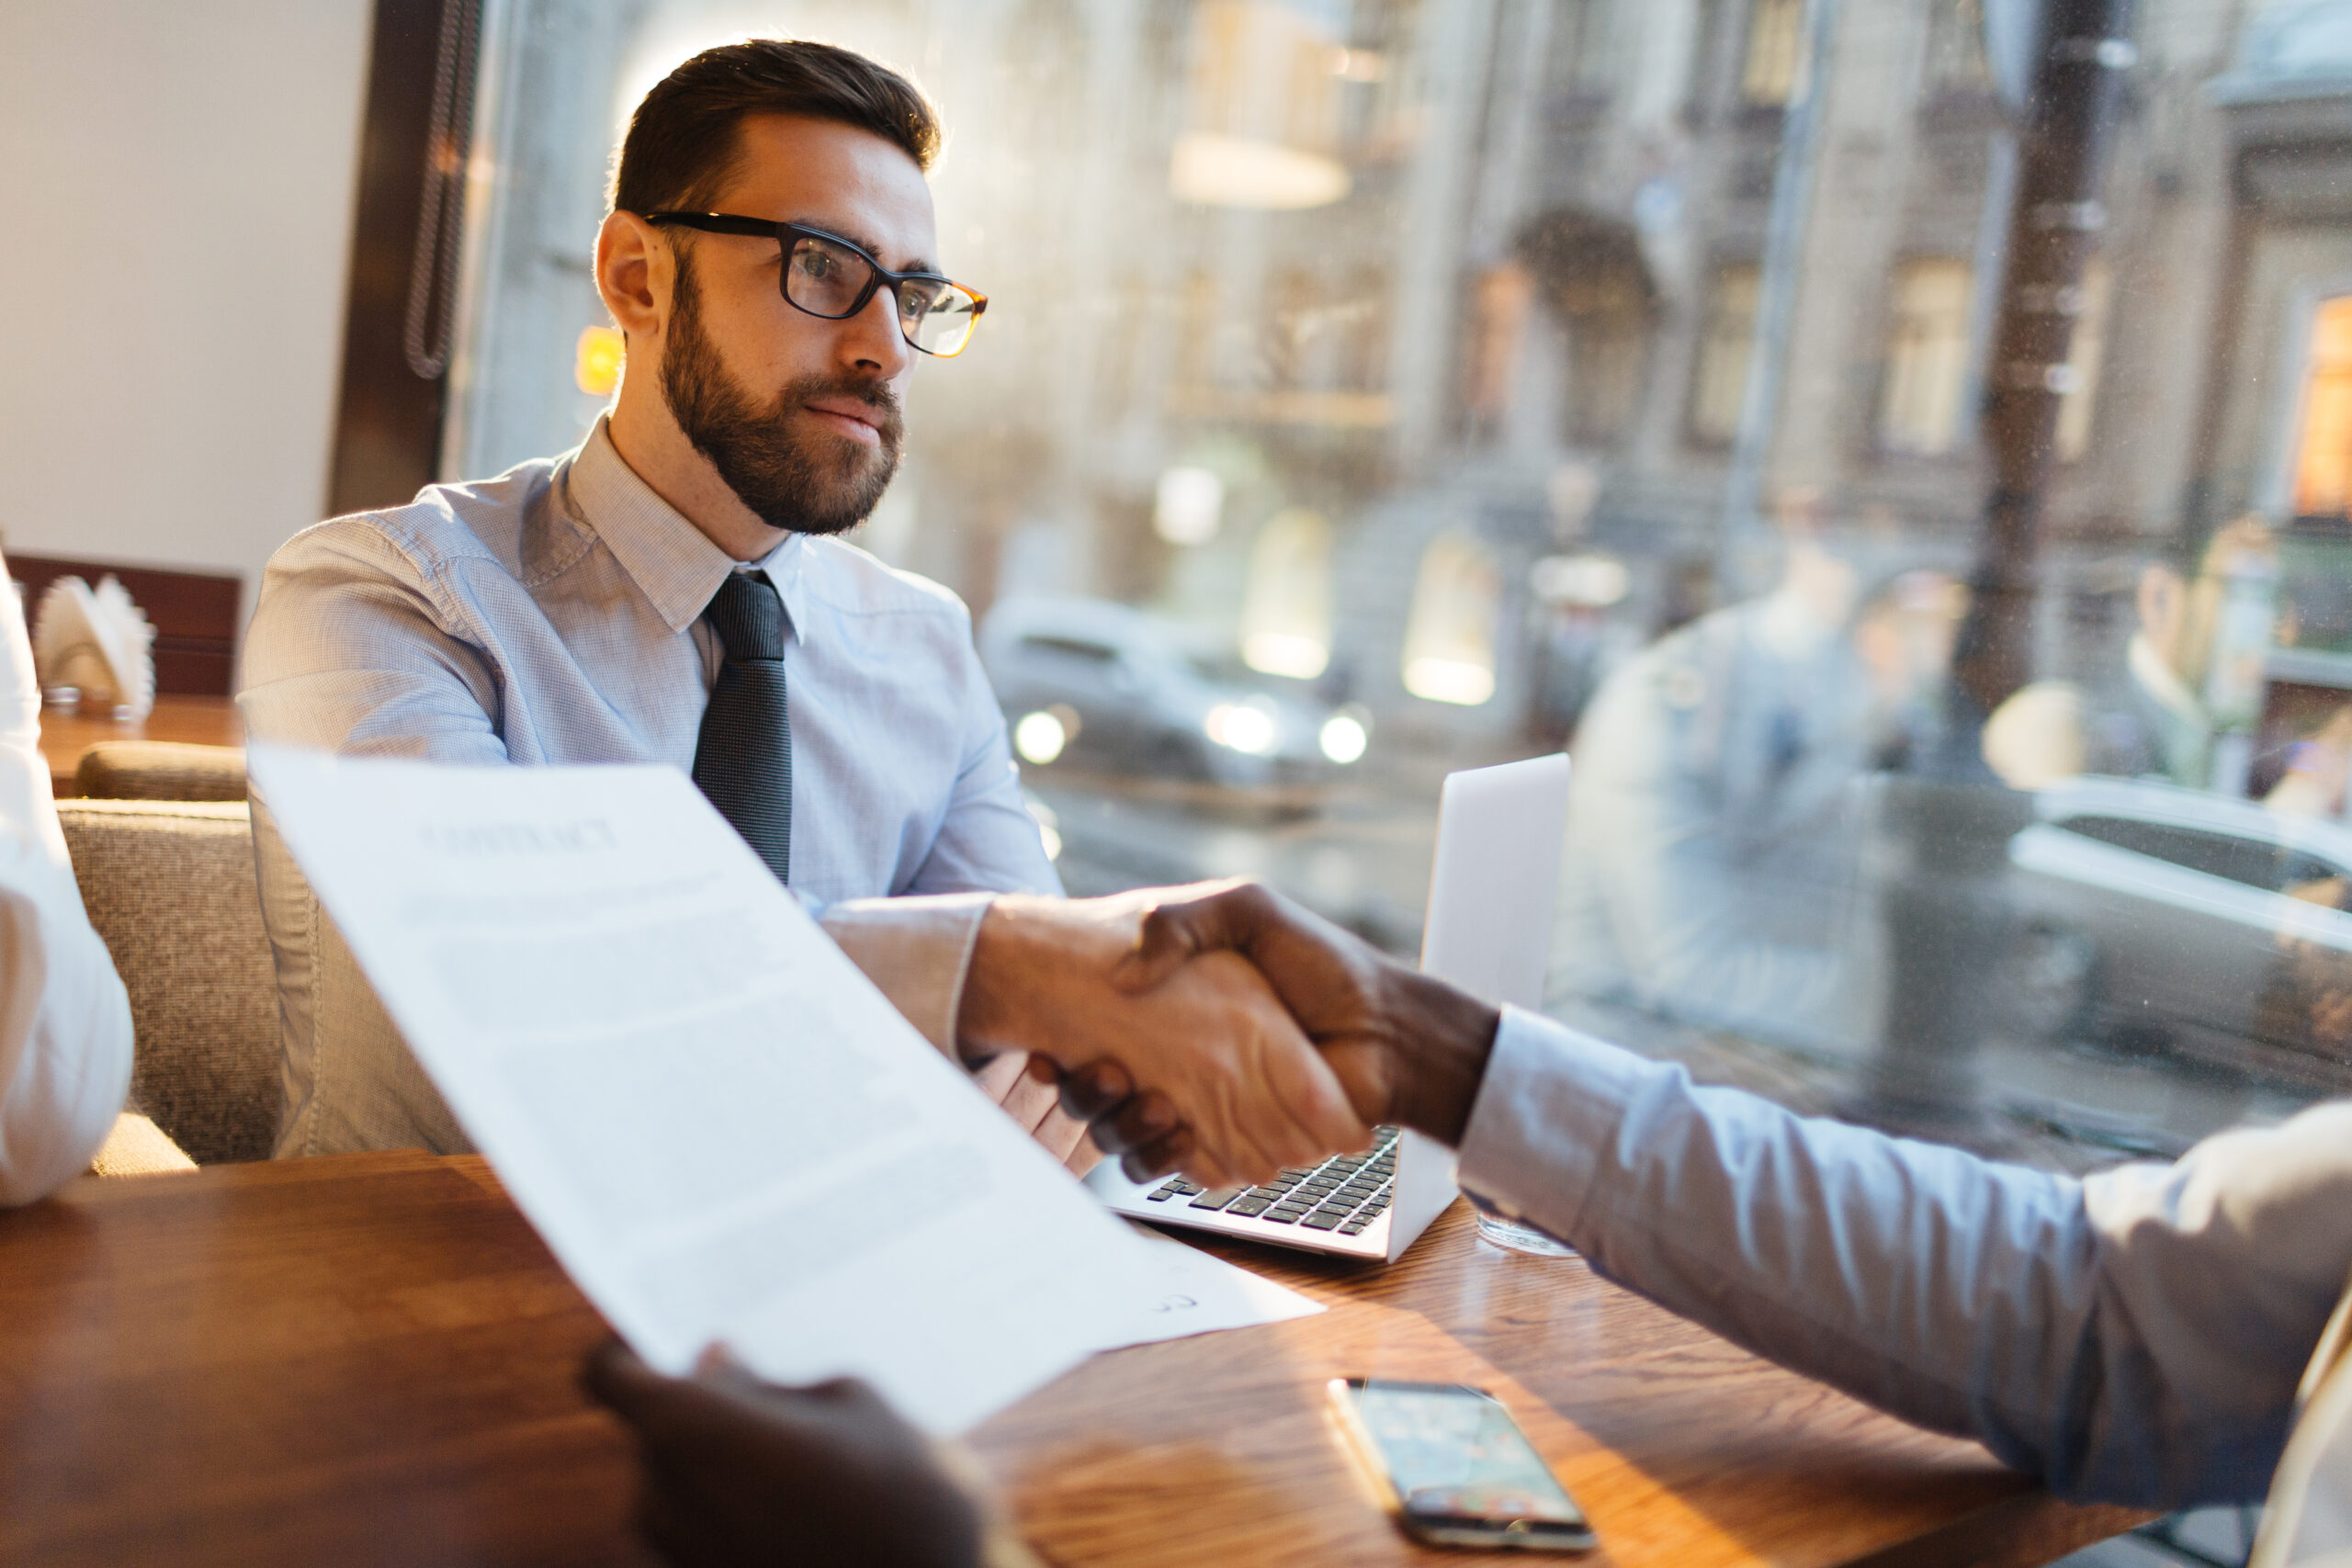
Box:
[1143,1126,1399,1237]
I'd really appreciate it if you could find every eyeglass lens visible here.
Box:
[785,233,979,356]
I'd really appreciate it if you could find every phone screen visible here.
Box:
[1333,1378,1593,1550]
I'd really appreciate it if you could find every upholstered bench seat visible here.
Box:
[74,740,248,803]
[57,798,277,1166]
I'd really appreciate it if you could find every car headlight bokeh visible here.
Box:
[1204,701,1277,756]
[1014,709,1068,764]
[1318,712,1368,764]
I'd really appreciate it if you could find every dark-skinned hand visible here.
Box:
[582,1342,984,1568]
[1069,878,1503,1181]
[960,891,1368,1187]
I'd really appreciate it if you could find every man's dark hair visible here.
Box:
[611,39,940,217]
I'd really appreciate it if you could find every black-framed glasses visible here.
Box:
[644,212,987,357]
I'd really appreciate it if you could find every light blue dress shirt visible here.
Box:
[240,419,1057,1156]
[1457,1010,2352,1508]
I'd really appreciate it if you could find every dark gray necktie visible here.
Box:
[692,570,791,884]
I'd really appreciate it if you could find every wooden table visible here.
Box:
[38,694,243,795]
[0,1154,2146,1568]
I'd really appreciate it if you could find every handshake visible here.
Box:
[955,879,1505,1189]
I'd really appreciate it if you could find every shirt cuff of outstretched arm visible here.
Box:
[931,1436,1046,1568]
[1453,1007,1658,1247]
[819,894,997,1060]
[982,1529,1047,1568]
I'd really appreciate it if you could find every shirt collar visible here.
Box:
[564,417,810,644]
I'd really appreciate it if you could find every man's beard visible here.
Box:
[659,254,904,536]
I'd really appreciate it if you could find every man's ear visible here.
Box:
[595,209,669,343]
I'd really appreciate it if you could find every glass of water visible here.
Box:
[1470,1196,1577,1258]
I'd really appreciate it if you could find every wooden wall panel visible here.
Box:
[8,554,240,696]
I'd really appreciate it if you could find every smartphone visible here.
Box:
[1328,1377,1596,1552]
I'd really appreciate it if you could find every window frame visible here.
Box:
[1872,254,1977,461]
[1686,257,1763,450]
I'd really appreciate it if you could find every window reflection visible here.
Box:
[1241,508,1334,681]
[1464,264,1534,434]
[1337,265,1391,395]
[1094,276,1152,422]
[2294,296,2352,518]
[1520,209,1654,449]
[454,0,2352,1172]
[1402,536,1500,707]
[1877,259,1973,457]
[2053,259,2111,466]
[1174,270,1220,394]
[1741,0,1804,107]
[1690,263,1759,446]
[1925,0,1992,96]
[1172,0,1350,209]
[1547,0,1616,100]
[1551,541,1895,1047]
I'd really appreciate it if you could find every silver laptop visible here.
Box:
[1086,753,1574,1261]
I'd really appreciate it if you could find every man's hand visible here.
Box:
[582,1342,983,1568]
[1099,879,1503,1180]
[971,1051,1101,1178]
[957,891,1370,1189]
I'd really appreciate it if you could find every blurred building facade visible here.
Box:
[451,0,2352,748]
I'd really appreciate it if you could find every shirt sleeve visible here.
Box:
[819,893,994,1059]
[237,518,509,762]
[1456,1009,2352,1508]
[239,520,518,1157]
[0,565,132,1203]
[903,630,1061,898]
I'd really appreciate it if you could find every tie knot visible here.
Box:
[704,570,786,661]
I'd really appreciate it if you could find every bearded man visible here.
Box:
[239,40,1127,1165]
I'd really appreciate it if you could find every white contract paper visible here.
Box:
[249,745,1158,1435]
[1091,1224,1323,1350]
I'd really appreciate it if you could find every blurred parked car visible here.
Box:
[978,596,1369,791]
[2009,775,2352,1089]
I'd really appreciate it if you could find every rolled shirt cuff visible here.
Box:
[982,1529,1047,1568]
[820,893,996,1061]
[1454,1005,1662,1247]
[931,1438,1047,1568]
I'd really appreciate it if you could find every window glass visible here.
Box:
[1684,0,1724,119]
[1925,0,1992,94]
[1690,263,1760,445]
[1549,0,1616,98]
[450,0,2352,1176]
[2295,296,2352,518]
[1241,507,1335,680]
[2057,815,2307,893]
[1741,0,1804,107]
[2054,258,2112,465]
[1522,210,1655,448]
[1878,258,1973,457]
[1401,535,1500,707]
[1464,264,1535,430]
[1022,636,1120,666]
